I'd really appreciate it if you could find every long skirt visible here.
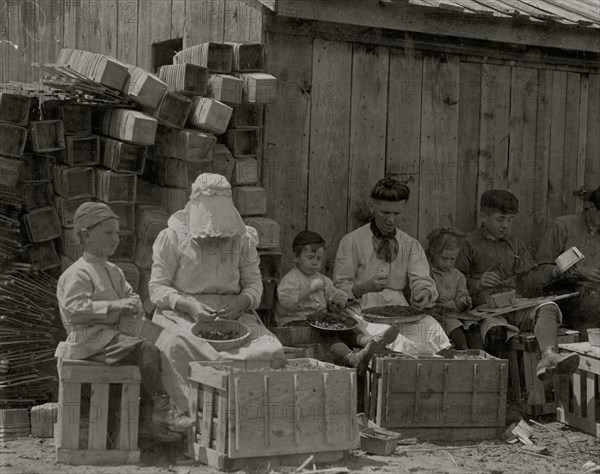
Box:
[153,294,285,415]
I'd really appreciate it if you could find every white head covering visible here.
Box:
[168,173,247,239]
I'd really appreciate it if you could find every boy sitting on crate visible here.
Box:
[426,227,483,350]
[55,202,194,443]
[455,190,579,380]
[276,230,398,375]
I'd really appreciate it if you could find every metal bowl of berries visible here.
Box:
[307,312,358,332]
[191,319,250,351]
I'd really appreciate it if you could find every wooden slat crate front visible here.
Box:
[53,165,96,199]
[64,135,100,167]
[29,120,65,152]
[189,358,358,471]
[556,342,600,437]
[0,123,28,158]
[100,137,147,175]
[509,329,579,416]
[0,93,31,125]
[41,101,91,136]
[365,351,508,440]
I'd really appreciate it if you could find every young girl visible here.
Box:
[55,202,193,442]
[426,227,482,350]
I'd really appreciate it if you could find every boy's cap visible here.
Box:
[481,189,519,214]
[293,230,325,247]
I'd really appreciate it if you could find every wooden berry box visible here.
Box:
[53,165,96,199]
[0,93,31,125]
[100,137,147,175]
[64,135,100,167]
[28,120,65,152]
[25,240,61,270]
[22,207,62,243]
[225,42,265,72]
[151,92,193,129]
[41,101,91,136]
[155,128,216,161]
[0,123,28,158]
[365,351,508,441]
[556,342,600,437]
[158,63,208,96]
[509,329,580,416]
[188,358,359,471]
[95,169,137,203]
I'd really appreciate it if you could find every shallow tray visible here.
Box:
[307,312,358,332]
[469,292,579,318]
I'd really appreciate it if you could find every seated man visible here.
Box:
[535,185,600,339]
[455,190,579,380]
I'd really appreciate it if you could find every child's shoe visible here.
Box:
[152,394,195,432]
[340,340,390,375]
[536,346,580,380]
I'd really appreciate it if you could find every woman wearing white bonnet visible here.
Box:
[150,173,285,414]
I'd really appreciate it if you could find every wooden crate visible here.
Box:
[237,73,277,104]
[111,232,137,262]
[174,42,233,73]
[58,48,129,91]
[155,128,216,161]
[0,93,31,125]
[96,169,137,203]
[189,358,358,471]
[158,64,208,96]
[151,92,193,129]
[232,156,258,186]
[101,109,157,145]
[125,65,168,108]
[508,329,580,417]
[155,156,213,189]
[55,196,87,228]
[0,123,28,158]
[244,217,280,249]
[556,342,600,437]
[258,250,283,279]
[108,203,135,233]
[31,403,59,438]
[100,137,147,175]
[53,166,96,199]
[135,179,159,205]
[232,186,267,216]
[365,351,508,440]
[225,42,265,72]
[64,135,100,167]
[19,153,52,183]
[156,186,190,215]
[0,408,30,440]
[56,359,141,465]
[188,97,233,135]
[225,128,259,156]
[25,239,61,270]
[207,75,243,104]
[21,182,54,210]
[213,144,235,182]
[230,105,262,128]
[113,262,140,293]
[41,101,91,136]
[22,207,62,243]
[29,120,65,152]
[0,155,23,187]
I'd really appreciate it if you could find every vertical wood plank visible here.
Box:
[586,373,595,425]
[575,74,589,214]
[387,48,423,238]
[223,0,249,42]
[572,371,582,417]
[201,387,214,447]
[76,0,90,51]
[508,67,539,253]
[59,382,81,449]
[137,0,170,71]
[585,74,600,191]
[87,383,109,450]
[561,72,581,215]
[117,0,138,65]
[307,39,352,276]
[263,32,312,273]
[37,0,64,67]
[478,64,511,210]
[348,44,389,231]
[94,0,118,57]
[0,0,10,82]
[171,0,185,39]
[7,0,39,83]
[534,70,553,239]
[118,382,140,451]
[185,0,224,47]
[62,0,79,50]
[217,391,228,452]
[547,71,567,223]
[418,53,460,239]
[456,61,481,234]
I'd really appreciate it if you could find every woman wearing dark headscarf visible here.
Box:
[535,185,600,339]
[333,178,450,354]
[55,202,192,442]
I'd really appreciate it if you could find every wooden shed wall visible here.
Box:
[262,30,600,274]
[0,0,264,83]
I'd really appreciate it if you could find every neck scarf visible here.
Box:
[370,220,398,263]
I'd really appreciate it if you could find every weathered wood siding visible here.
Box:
[0,0,265,81]
[263,30,600,273]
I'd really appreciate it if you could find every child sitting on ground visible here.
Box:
[426,227,483,350]
[276,230,398,374]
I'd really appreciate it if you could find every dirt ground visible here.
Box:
[1,420,598,474]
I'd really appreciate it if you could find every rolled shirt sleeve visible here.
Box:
[332,234,360,299]
[239,226,263,310]
[149,228,183,309]
[406,240,438,309]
